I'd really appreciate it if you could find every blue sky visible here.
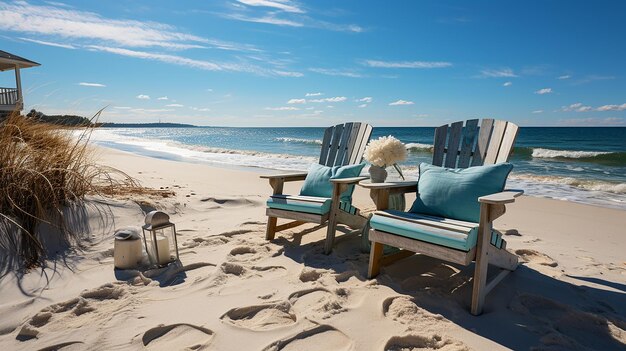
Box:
[0,0,624,126]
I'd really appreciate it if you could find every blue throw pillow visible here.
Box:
[409,163,513,222]
[300,163,366,203]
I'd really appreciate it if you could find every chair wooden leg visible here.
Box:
[266,216,277,240]
[471,251,489,315]
[324,212,338,254]
[368,240,384,278]
[471,203,492,316]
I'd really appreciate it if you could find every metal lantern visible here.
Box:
[141,211,179,267]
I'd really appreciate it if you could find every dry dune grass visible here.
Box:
[0,112,171,268]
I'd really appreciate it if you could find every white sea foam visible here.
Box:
[510,174,626,194]
[405,143,432,151]
[89,129,316,172]
[274,137,322,145]
[531,148,612,159]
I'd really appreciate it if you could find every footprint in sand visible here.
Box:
[288,288,347,319]
[299,268,324,282]
[227,245,273,262]
[384,334,469,351]
[383,296,444,325]
[142,323,214,350]
[515,249,558,267]
[262,324,353,351]
[220,262,287,279]
[510,293,626,350]
[221,302,296,331]
[17,283,129,342]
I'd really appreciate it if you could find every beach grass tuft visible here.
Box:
[0,111,170,268]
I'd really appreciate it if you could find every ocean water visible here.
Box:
[90,126,626,209]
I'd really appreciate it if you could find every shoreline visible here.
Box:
[93,137,626,211]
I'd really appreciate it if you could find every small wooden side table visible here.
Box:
[357,180,418,251]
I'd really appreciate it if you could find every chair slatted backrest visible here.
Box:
[319,122,373,166]
[432,119,519,168]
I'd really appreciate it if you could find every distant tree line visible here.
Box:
[0,109,198,128]
[25,109,95,126]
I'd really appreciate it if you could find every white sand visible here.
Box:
[0,147,624,350]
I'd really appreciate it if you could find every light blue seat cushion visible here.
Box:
[299,163,366,203]
[267,195,332,215]
[266,195,358,215]
[370,210,504,251]
[409,163,513,222]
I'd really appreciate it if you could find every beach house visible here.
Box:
[0,50,39,116]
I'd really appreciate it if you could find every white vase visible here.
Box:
[369,165,387,183]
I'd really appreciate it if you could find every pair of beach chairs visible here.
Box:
[261,119,522,315]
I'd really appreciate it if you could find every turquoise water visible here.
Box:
[91,126,626,209]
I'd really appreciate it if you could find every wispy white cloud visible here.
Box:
[220,4,362,33]
[190,107,211,112]
[596,103,626,112]
[136,94,150,100]
[308,68,363,78]
[166,103,184,107]
[1,1,299,79]
[535,88,553,95]
[157,96,169,100]
[88,45,272,75]
[389,100,414,106]
[309,96,347,103]
[0,2,211,50]
[560,102,626,112]
[78,82,106,87]
[273,70,303,77]
[363,60,452,69]
[287,98,306,104]
[265,106,299,111]
[305,92,323,97]
[20,37,76,49]
[356,97,372,103]
[557,74,571,80]
[532,110,543,114]
[113,106,132,110]
[236,0,304,14]
[357,104,368,108]
[131,108,173,113]
[562,103,592,112]
[479,68,518,78]
[222,13,303,27]
[503,81,512,87]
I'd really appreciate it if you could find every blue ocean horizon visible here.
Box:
[91,126,626,209]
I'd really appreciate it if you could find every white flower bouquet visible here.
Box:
[363,135,407,180]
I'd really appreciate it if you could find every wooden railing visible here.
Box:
[0,87,19,105]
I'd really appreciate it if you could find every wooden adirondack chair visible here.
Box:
[261,122,373,254]
[360,119,522,315]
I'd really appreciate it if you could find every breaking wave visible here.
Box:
[405,143,433,152]
[274,137,322,145]
[510,174,626,194]
[513,147,625,166]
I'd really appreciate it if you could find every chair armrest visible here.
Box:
[329,176,370,184]
[260,172,308,182]
[478,190,524,205]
